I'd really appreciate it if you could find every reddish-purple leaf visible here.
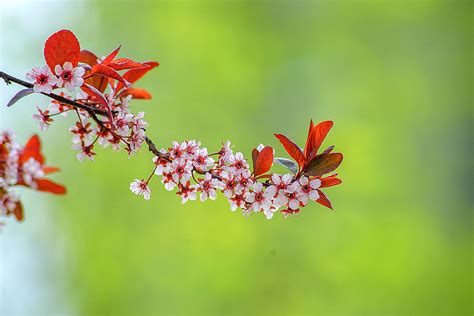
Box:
[316,189,333,210]
[304,119,315,157]
[120,88,152,100]
[81,84,113,125]
[20,135,44,164]
[80,50,108,92]
[36,179,66,195]
[107,58,148,71]
[12,202,24,221]
[303,153,343,177]
[320,174,342,188]
[254,146,274,177]
[90,64,129,88]
[307,121,333,159]
[274,133,305,168]
[44,30,80,71]
[101,46,121,65]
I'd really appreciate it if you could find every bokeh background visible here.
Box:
[0,0,472,315]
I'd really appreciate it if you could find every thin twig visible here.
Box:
[0,71,108,116]
[1,70,164,159]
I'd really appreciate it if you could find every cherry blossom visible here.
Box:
[54,62,85,92]
[32,107,53,131]
[245,182,272,213]
[298,176,321,202]
[177,182,197,204]
[26,66,57,94]
[21,157,45,188]
[197,173,223,201]
[129,179,151,200]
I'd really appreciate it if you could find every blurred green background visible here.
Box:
[0,0,472,315]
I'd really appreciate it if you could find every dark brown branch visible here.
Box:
[1,70,164,160]
[0,71,108,116]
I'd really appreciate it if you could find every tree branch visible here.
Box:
[1,71,166,160]
[0,71,108,116]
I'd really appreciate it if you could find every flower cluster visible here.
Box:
[22,30,158,161]
[0,130,65,224]
[130,120,343,219]
[2,29,344,224]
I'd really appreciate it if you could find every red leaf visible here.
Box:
[81,84,113,124]
[43,166,60,174]
[13,202,24,221]
[303,153,343,177]
[253,146,274,177]
[90,64,129,88]
[79,50,98,66]
[251,148,259,171]
[20,135,44,164]
[120,88,152,100]
[117,61,159,91]
[80,50,108,92]
[304,119,315,157]
[274,133,305,168]
[44,30,80,71]
[36,179,66,195]
[322,145,334,154]
[316,189,333,210]
[101,46,121,65]
[320,174,342,188]
[307,121,333,159]
[107,58,148,71]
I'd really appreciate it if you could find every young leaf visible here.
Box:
[36,179,66,194]
[304,119,315,157]
[44,29,80,71]
[12,201,24,221]
[320,174,342,188]
[303,152,343,177]
[43,166,61,174]
[322,145,334,154]
[274,133,305,167]
[254,146,274,177]
[120,88,152,100]
[90,64,130,88]
[251,148,259,171]
[80,50,108,92]
[20,135,44,164]
[107,58,148,71]
[101,46,121,65]
[316,189,333,210]
[6,88,34,107]
[274,157,298,174]
[307,120,333,159]
[116,61,159,92]
[81,84,113,124]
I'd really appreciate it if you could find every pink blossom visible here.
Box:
[245,182,272,213]
[26,66,57,94]
[298,176,321,202]
[54,62,85,92]
[197,173,223,201]
[21,157,44,188]
[177,182,197,204]
[130,179,151,200]
[32,107,53,131]
[72,143,96,162]
[192,148,214,171]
